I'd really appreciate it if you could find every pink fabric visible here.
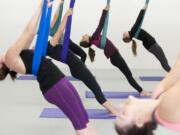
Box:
[155,110,180,132]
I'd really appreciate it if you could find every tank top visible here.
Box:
[20,49,65,93]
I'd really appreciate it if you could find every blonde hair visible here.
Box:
[88,47,95,62]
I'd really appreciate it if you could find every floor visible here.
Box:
[0,69,179,135]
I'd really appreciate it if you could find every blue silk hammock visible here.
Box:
[60,0,75,63]
[32,0,53,75]
[100,0,111,49]
[134,0,150,38]
[50,0,64,36]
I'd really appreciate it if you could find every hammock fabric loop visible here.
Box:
[100,0,111,49]
[32,0,53,75]
[60,0,75,63]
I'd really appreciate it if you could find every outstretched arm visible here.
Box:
[152,55,180,99]
[50,8,73,46]
[129,4,148,38]
[4,0,46,72]
[91,5,110,40]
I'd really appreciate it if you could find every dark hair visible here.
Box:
[80,41,95,62]
[0,64,17,81]
[123,37,137,56]
[123,37,132,43]
[132,39,137,56]
[115,121,157,135]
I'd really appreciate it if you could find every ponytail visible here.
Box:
[9,71,17,80]
[0,64,17,81]
[132,39,137,56]
[80,41,95,62]
[88,47,95,62]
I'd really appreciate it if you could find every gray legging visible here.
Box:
[148,43,171,72]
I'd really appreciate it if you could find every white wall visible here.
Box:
[0,0,179,69]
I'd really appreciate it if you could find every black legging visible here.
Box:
[110,51,143,93]
[47,42,107,104]
[148,43,171,72]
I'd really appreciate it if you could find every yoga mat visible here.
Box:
[40,108,115,119]
[17,75,78,81]
[139,76,164,81]
[86,91,149,99]
[17,75,37,80]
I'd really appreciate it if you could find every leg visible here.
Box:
[43,78,89,130]
[148,43,171,72]
[110,52,143,93]
[67,79,89,122]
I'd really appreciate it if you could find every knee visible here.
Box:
[72,113,89,130]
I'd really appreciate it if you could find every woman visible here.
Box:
[122,3,171,72]
[42,0,118,115]
[0,1,96,134]
[80,5,150,96]
[115,54,180,134]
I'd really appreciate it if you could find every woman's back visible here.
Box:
[20,49,65,93]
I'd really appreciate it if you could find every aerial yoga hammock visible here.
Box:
[60,0,75,63]
[49,0,64,36]
[134,0,150,38]
[32,0,53,75]
[100,0,111,49]
[48,0,76,63]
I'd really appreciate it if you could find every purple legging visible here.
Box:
[43,78,89,130]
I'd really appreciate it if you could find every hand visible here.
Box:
[47,0,53,8]
[31,46,35,50]
[152,87,165,99]
[140,90,152,97]
[65,8,73,17]
[104,5,110,11]
[143,4,148,10]
[60,0,64,4]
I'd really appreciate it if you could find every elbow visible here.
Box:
[5,48,14,61]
